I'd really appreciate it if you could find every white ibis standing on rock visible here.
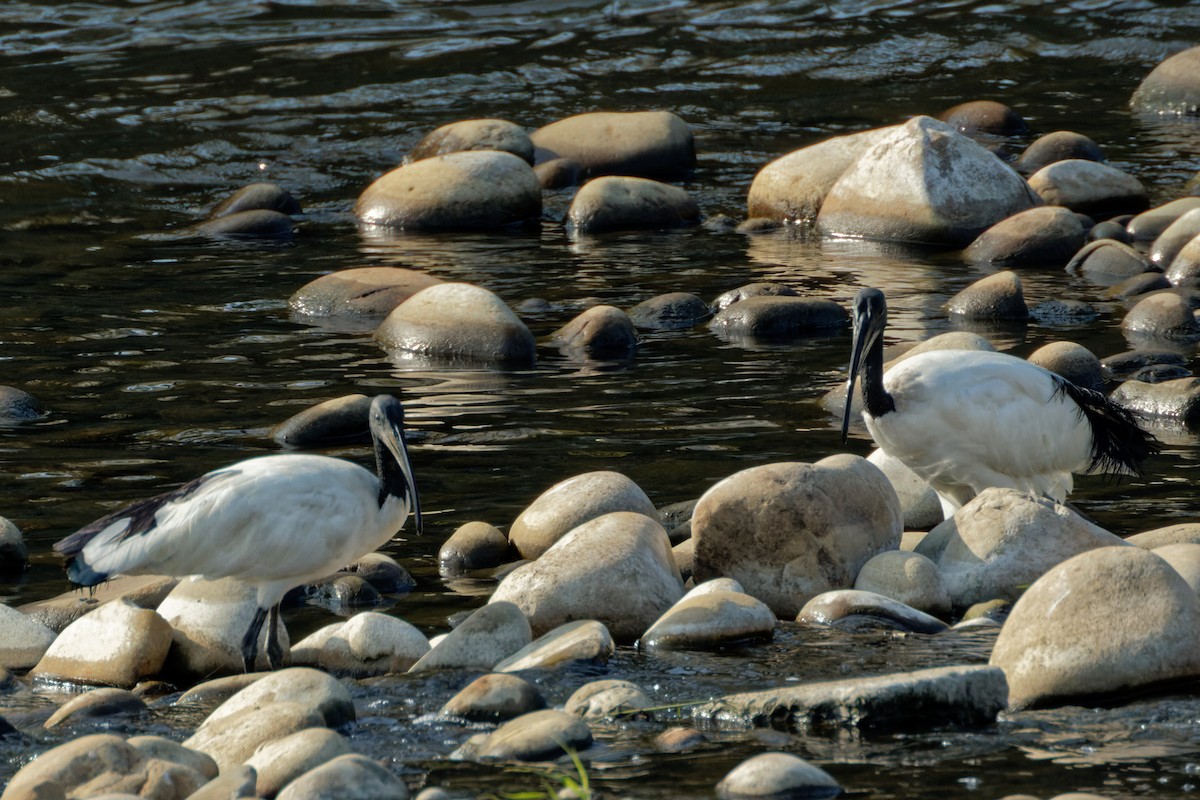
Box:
[54,393,421,672]
[842,288,1158,519]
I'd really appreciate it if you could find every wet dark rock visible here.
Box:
[1029,299,1099,325]
[1127,198,1200,242]
[711,282,799,312]
[1130,44,1200,116]
[1104,271,1170,300]
[439,521,512,576]
[550,304,639,357]
[0,516,28,571]
[44,687,148,730]
[441,673,546,722]
[963,205,1085,267]
[210,182,301,218]
[1027,341,1103,390]
[693,664,1007,732]
[271,394,372,447]
[938,99,1027,136]
[708,296,848,339]
[797,589,947,634]
[410,118,533,164]
[356,151,541,230]
[289,267,443,323]
[945,271,1029,320]
[0,386,44,422]
[343,552,414,595]
[198,208,296,239]
[1014,131,1105,175]
[1121,292,1200,341]
[1149,208,1200,267]
[1066,239,1154,280]
[627,292,711,330]
[530,110,695,181]
[1101,349,1188,380]
[566,176,700,234]
[735,216,783,233]
[1027,159,1149,218]
[716,751,841,800]
[1087,219,1131,243]
[1110,378,1200,426]
[656,727,706,752]
[307,574,382,613]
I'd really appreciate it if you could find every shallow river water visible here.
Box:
[2,0,1200,797]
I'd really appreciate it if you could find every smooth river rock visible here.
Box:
[639,589,777,652]
[438,521,512,575]
[243,727,353,798]
[866,448,943,530]
[185,702,327,774]
[375,282,536,366]
[291,611,430,676]
[409,118,533,164]
[474,709,594,762]
[816,116,1039,246]
[1130,44,1200,116]
[852,550,950,617]
[1027,159,1149,217]
[692,455,902,618]
[797,589,947,633]
[441,673,546,722]
[201,667,355,730]
[289,267,443,324]
[963,205,1086,267]
[945,270,1029,320]
[566,176,700,234]
[530,110,695,181]
[276,754,410,800]
[490,511,684,641]
[990,546,1200,710]
[210,182,301,217]
[270,394,372,447]
[410,601,531,672]
[355,150,540,230]
[494,619,615,672]
[0,603,57,671]
[550,304,639,357]
[708,296,848,340]
[1110,377,1200,427]
[1014,131,1105,175]
[31,599,172,688]
[716,752,841,800]
[565,678,654,720]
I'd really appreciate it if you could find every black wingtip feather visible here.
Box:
[1053,377,1161,476]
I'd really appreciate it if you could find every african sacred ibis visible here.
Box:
[842,288,1157,519]
[54,393,421,672]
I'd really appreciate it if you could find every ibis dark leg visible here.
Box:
[266,604,284,670]
[241,606,269,673]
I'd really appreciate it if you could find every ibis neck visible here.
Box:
[374,437,410,508]
[860,337,895,420]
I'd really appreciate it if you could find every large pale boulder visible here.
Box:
[490,511,684,641]
[866,448,942,530]
[509,471,657,560]
[375,282,536,365]
[991,546,1200,709]
[30,600,171,688]
[816,116,1039,246]
[933,489,1128,609]
[201,667,355,730]
[355,150,540,229]
[530,110,694,181]
[1130,45,1200,115]
[566,176,699,234]
[692,455,902,618]
[746,128,889,223]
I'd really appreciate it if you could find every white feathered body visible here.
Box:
[864,349,1095,514]
[73,453,411,606]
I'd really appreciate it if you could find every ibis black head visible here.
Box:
[370,393,422,535]
[842,288,890,443]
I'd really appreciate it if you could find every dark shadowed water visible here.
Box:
[2,0,1200,796]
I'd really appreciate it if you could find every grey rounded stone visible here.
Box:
[509,471,657,561]
[245,727,352,798]
[441,673,546,722]
[491,511,684,642]
[291,612,430,677]
[564,679,653,720]
[531,110,694,181]
[938,99,1026,136]
[1122,292,1200,341]
[0,604,57,671]
[1150,208,1200,267]
[567,176,700,234]
[627,292,711,330]
[640,589,776,652]
[375,282,536,366]
[716,751,840,800]
[410,601,531,672]
[692,455,902,618]
[1153,543,1200,596]
[711,282,798,312]
[1027,341,1104,391]
[656,727,707,752]
[289,267,443,323]
[306,573,383,613]
[1130,44,1200,115]
[1027,159,1149,217]
[816,116,1039,246]
[1109,377,1200,426]
[1128,198,1200,242]
[343,552,415,595]
[1105,271,1172,300]
[475,709,594,762]
[410,118,533,164]
[276,754,410,800]
[1127,523,1200,549]
[1088,219,1132,243]
[935,488,1129,609]
[198,209,296,239]
[44,687,147,730]
[946,270,1029,319]
[866,448,943,530]
[202,667,355,730]
[210,182,301,218]
[493,619,614,672]
[964,206,1086,267]
[853,550,950,618]
[550,305,639,357]
[0,386,43,422]
[439,521,512,576]
[1066,239,1154,279]
[990,546,1200,710]
[184,701,326,774]
[1015,131,1105,175]
[708,296,848,339]
[355,150,540,230]
[31,599,172,688]
[797,589,947,634]
[271,394,372,447]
